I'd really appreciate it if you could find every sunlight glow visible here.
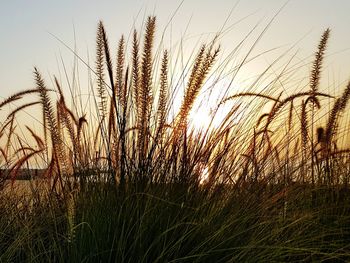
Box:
[189,109,213,132]
[199,167,209,185]
[188,101,245,134]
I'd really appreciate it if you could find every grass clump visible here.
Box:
[1,16,350,262]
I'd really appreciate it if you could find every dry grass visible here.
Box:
[1,16,350,262]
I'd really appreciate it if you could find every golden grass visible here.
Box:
[1,16,349,191]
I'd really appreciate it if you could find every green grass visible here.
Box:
[1,183,350,262]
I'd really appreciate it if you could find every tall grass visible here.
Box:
[1,17,350,262]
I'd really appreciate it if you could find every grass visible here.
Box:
[1,16,350,262]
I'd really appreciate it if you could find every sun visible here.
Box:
[189,108,213,132]
[188,95,246,134]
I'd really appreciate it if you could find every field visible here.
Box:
[1,16,350,262]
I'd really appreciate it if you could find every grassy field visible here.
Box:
[1,17,350,262]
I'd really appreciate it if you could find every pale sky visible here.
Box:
[1,0,350,106]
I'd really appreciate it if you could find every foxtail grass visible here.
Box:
[1,16,350,262]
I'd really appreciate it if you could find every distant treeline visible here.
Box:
[0,169,45,180]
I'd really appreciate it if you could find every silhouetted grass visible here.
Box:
[1,17,350,262]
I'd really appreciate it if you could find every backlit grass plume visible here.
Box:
[1,16,350,262]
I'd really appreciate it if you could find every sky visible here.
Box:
[1,0,350,116]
